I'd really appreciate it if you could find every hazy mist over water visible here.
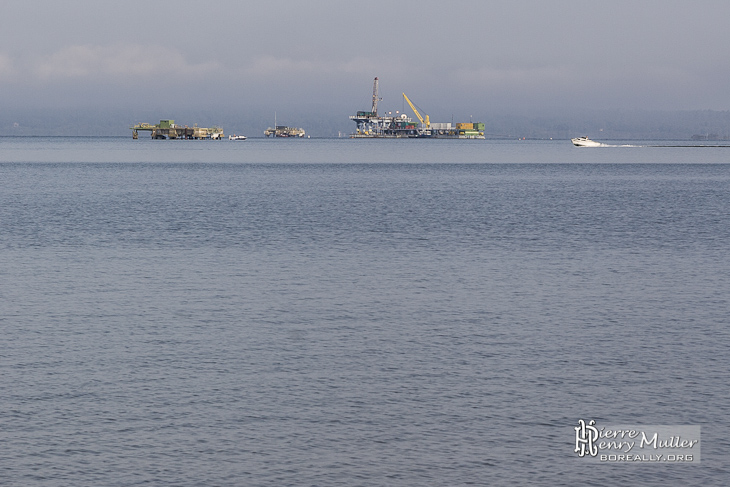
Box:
[4,2,730,138]
[1,138,729,485]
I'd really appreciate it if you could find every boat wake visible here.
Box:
[572,137,730,148]
[571,136,641,147]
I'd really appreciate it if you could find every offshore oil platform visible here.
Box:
[264,113,305,137]
[264,126,305,138]
[130,120,224,139]
[350,78,485,138]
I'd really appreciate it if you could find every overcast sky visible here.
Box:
[2,0,729,129]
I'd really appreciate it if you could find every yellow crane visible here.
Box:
[402,93,430,129]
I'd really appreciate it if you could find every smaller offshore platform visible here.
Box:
[264,125,305,138]
[264,113,305,137]
[130,120,224,140]
[350,78,485,139]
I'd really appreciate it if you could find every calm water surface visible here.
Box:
[1,138,729,486]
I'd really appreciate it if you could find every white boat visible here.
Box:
[571,136,603,147]
[228,134,247,140]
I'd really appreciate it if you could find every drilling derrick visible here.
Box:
[371,77,380,116]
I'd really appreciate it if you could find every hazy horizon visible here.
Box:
[3,1,730,137]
